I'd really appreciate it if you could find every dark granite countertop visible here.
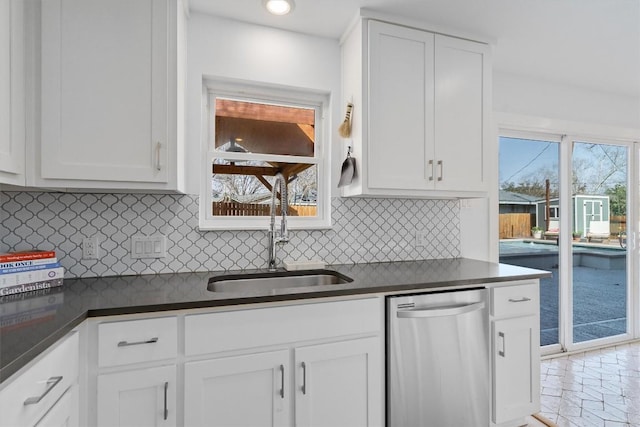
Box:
[0,258,549,382]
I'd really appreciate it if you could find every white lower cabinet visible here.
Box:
[97,365,176,427]
[294,338,380,427]
[34,385,79,427]
[86,298,383,427]
[492,316,538,424]
[490,282,540,426]
[184,350,290,427]
[184,337,381,427]
[183,298,383,427]
[90,315,178,427]
[0,332,79,427]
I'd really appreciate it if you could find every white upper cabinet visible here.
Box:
[36,0,185,191]
[0,0,25,186]
[434,34,489,192]
[341,18,491,198]
[367,21,435,191]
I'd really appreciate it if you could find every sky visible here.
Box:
[499,137,559,186]
[499,137,627,194]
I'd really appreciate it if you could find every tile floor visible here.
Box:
[539,341,640,427]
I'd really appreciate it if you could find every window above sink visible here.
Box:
[199,78,332,231]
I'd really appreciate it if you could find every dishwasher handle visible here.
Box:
[396,301,485,318]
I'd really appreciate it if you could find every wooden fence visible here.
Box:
[212,202,317,217]
[610,215,626,235]
[499,213,535,239]
[212,202,270,216]
[289,205,317,217]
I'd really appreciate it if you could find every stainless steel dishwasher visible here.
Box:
[387,288,489,427]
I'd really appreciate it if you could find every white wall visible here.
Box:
[185,13,342,195]
[494,71,640,129]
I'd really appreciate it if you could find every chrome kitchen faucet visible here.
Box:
[267,173,288,271]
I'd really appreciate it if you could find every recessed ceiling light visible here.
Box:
[263,0,295,16]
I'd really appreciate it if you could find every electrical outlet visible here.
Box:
[82,236,99,260]
[415,230,429,247]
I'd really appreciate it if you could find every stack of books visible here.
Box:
[0,250,64,296]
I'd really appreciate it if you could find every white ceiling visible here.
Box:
[189,0,640,97]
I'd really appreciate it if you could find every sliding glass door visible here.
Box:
[499,134,561,348]
[499,132,634,353]
[571,141,628,344]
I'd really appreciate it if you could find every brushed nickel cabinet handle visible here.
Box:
[156,142,162,171]
[279,364,285,399]
[498,332,506,357]
[117,337,158,347]
[508,297,532,303]
[163,381,168,420]
[437,160,443,181]
[24,376,63,405]
[428,159,434,181]
[301,362,307,395]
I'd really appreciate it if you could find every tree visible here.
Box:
[501,180,554,198]
[606,184,626,216]
[572,144,626,195]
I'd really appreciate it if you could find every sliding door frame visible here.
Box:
[496,113,639,355]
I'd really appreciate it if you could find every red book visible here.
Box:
[0,251,56,263]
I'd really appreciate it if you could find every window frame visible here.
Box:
[199,78,331,231]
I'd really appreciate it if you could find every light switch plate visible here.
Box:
[415,230,429,247]
[131,235,167,259]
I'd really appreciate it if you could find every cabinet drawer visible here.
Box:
[185,298,381,356]
[491,283,538,318]
[98,316,177,367]
[0,332,79,427]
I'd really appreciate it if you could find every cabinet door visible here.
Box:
[184,350,290,427]
[434,34,489,192]
[41,0,168,184]
[295,337,382,427]
[34,386,78,427]
[0,0,24,185]
[367,20,435,190]
[0,333,79,427]
[97,365,176,427]
[492,316,540,424]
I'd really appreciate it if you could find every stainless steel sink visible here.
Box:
[207,269,353,292]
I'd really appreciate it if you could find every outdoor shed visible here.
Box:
[535,194,610,236]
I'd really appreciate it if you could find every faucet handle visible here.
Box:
[275,233,289,243]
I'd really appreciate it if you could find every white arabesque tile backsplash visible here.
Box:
[0,192,460,278]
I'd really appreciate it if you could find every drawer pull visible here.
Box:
[117,337,159,347]
[24,376,63,405]
[508,297,532,303]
